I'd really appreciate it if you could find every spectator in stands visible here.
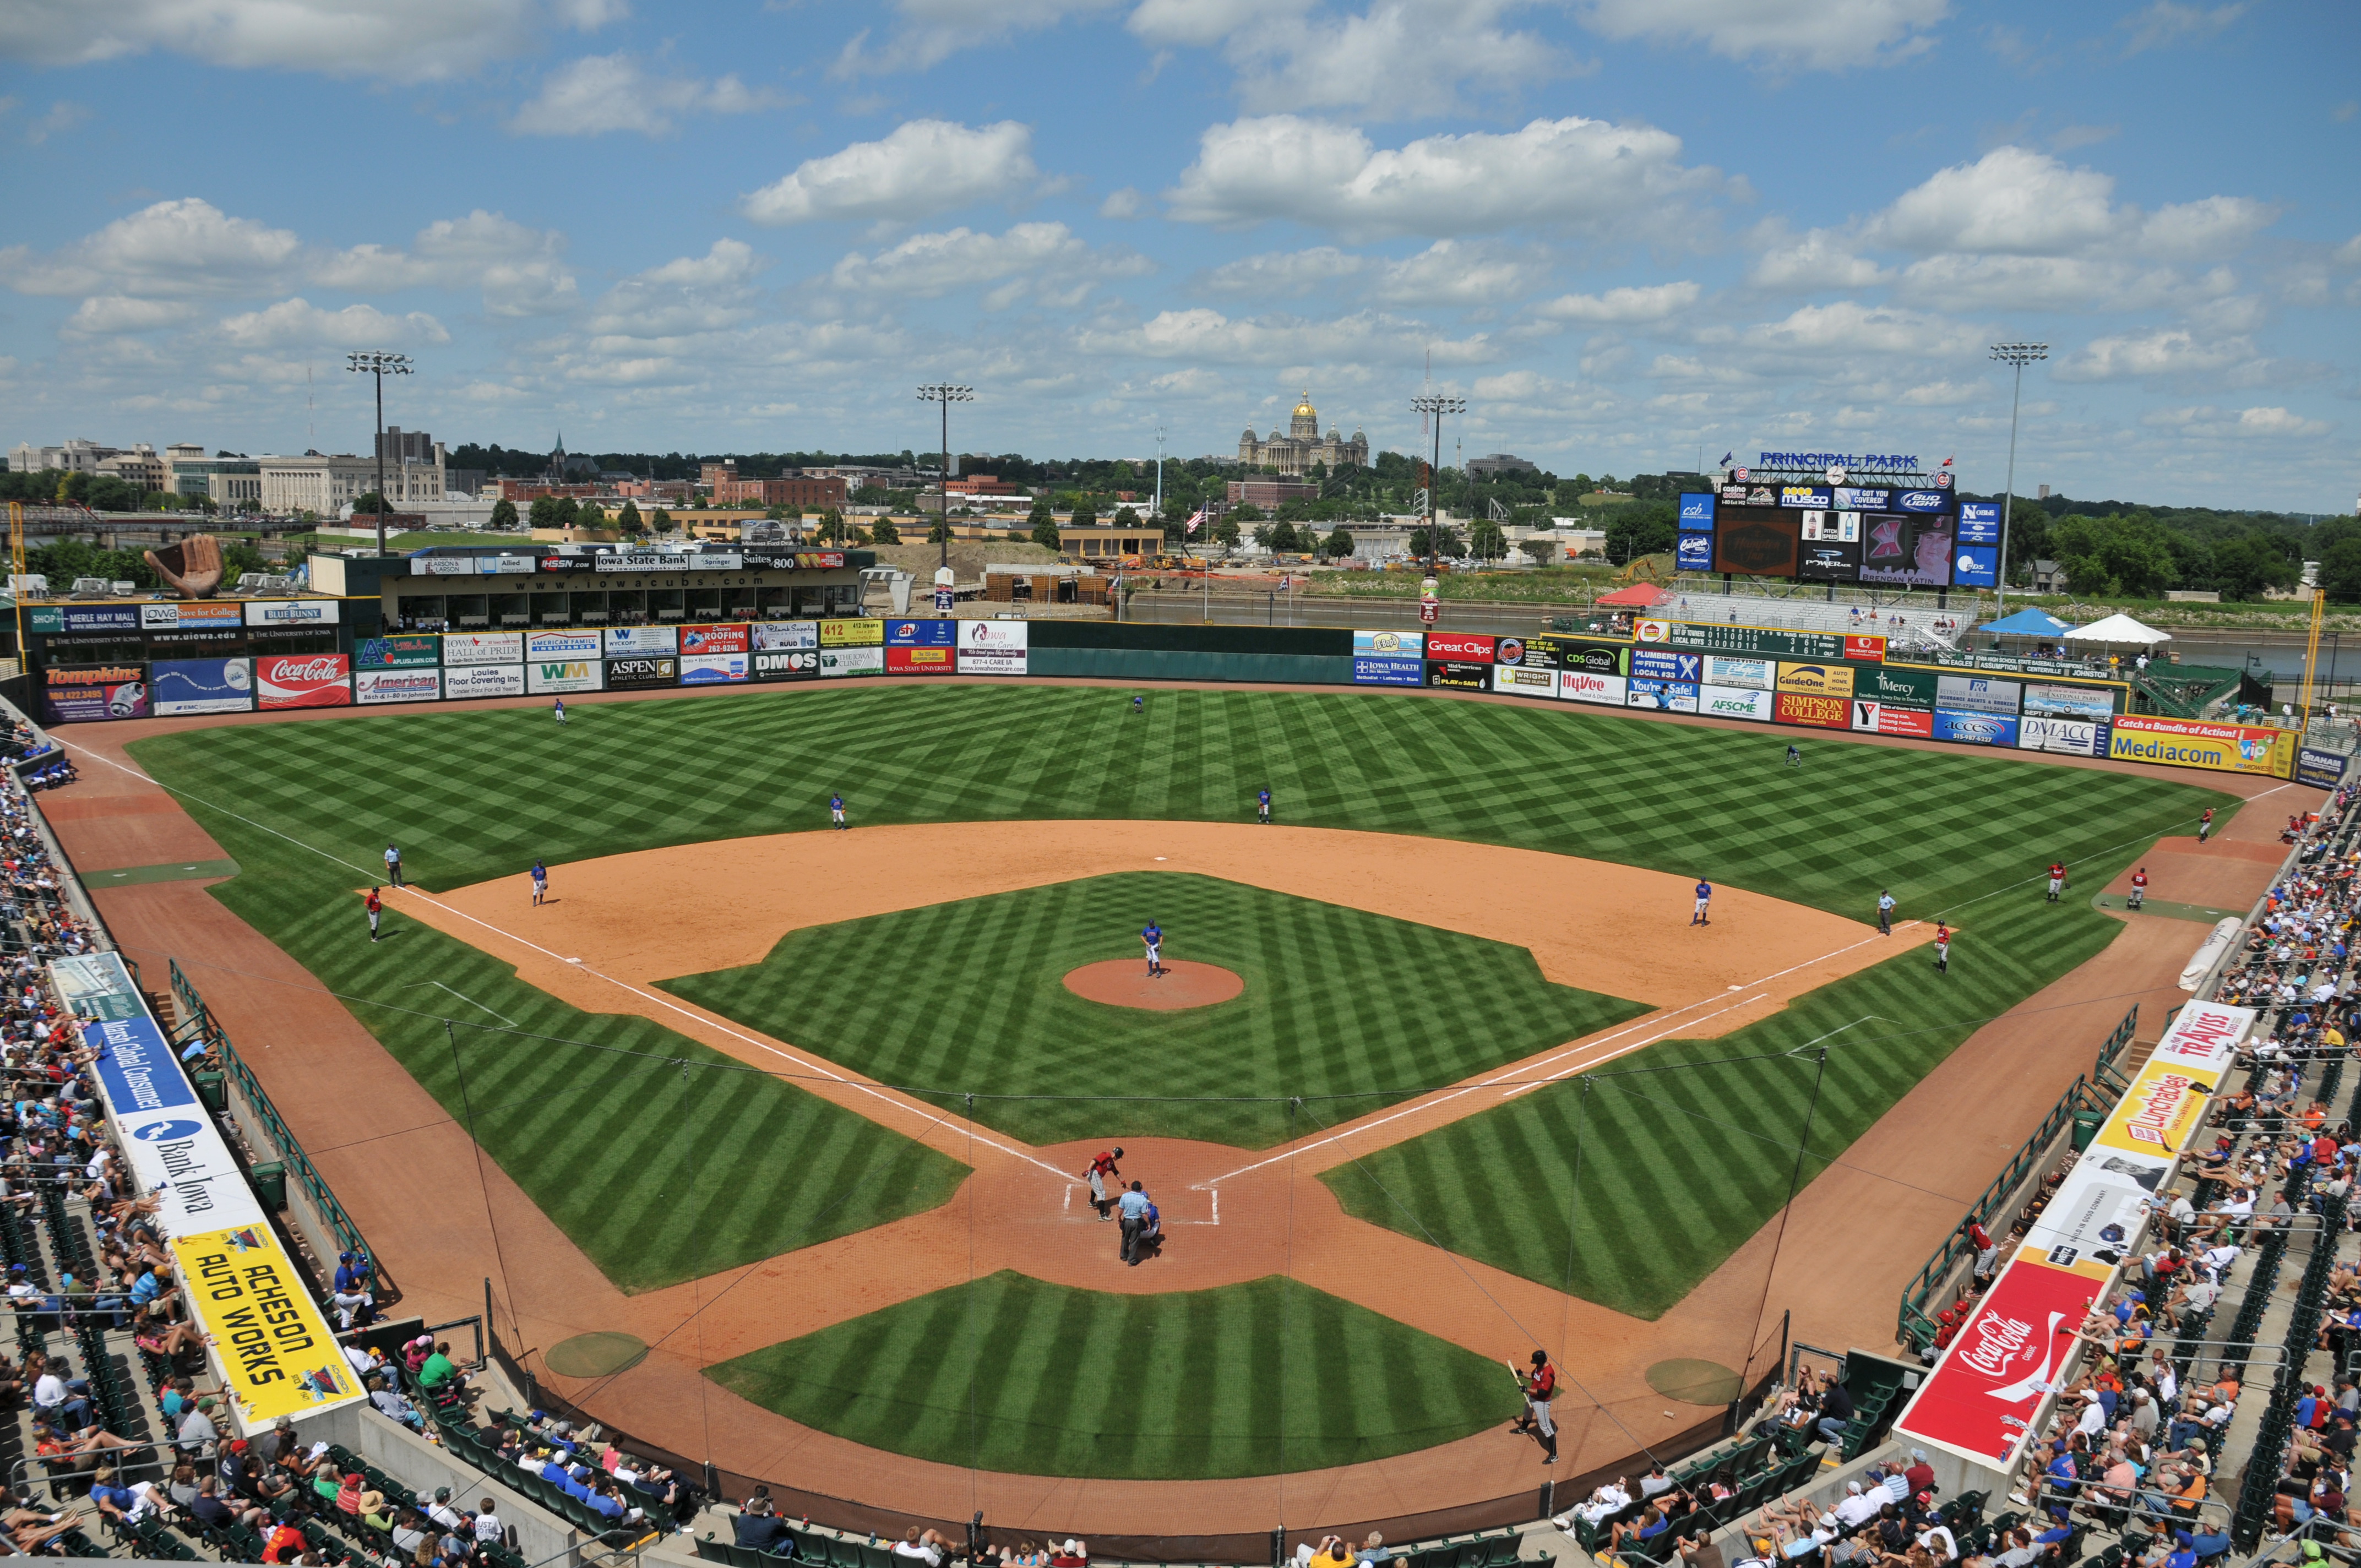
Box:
[176,1393,220,1453]
[418,1338,467,1397]
[1000,1540,1045,1567]
[1358,1532,1389,1563]
[31,1354,88,1430]
[897,1525,951,1565]
[475,1499,505,1547]
[1607,1505,1673,1555]
[1832,1482,1883,1532]
[368,1374,428,1433]
[1816,1379,1857,1445]
[1048,1538,1089,1567]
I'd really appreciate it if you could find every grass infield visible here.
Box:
[660,870,1650,1147]
[704,1270,1527,1479]
[126,683,2229,1309]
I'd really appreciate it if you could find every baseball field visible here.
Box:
[118,682,2229,1483]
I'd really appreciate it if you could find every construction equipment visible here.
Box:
[1615,553,1667,585]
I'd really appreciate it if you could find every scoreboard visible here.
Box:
[1676,470,2000,590]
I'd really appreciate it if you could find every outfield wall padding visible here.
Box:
[1027,646,1354,684]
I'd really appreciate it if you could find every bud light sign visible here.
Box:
[1677,532,1713,571]
[1677,493,1716,527]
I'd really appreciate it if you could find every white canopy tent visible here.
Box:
[2063,612,2172,646]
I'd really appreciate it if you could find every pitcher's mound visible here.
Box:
[1064,959,1244,1011]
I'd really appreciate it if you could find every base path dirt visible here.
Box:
[31,692,2310,1539]
[1064,959,1244,1009]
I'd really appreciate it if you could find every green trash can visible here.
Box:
[192,1071,227,1113]
[2071,1110,2103,1151]
[250,1161,287,1210]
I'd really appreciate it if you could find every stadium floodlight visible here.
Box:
[347,352,414,558]
[1988,343,2047,617]
[1408,395,1466,568]
[916,384,975,571]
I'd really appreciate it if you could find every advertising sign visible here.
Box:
[880,643,950,675]
[1353,629,1424,658]
[1893,490,1954,514]
[45,666,148,723]
[355,668,443,705]
[1954,548,1999,589]
[1704,655,1774,690]
[1843,635,1887,664]
[819,618,885,647]
[2151,999,2254,1075]
[1957,502,2002,543]
[140,602,246,631]
[681,651,752,683]
[743,550,850,570]
[1861,514,1954,587]
[2109,715,2291,777]
[1424,632,1497,662]
[1775,691,1849,729]
[355,635,439,669]
[605,656,678,689]
[1492,664,1559,698]
[2299,747,2350,789]
[151,658,253,716]
[957,619,1029,676]
[886,619,958,647]
[1664,622,1850,661]
[2018,717,2107,756]
[1778,486,1832,510]
[1560,671,1628,706]
[752,649,821,681]
[172,1226,362,1427]
[1797,538,1861,584]
[1355,656,1423,686]
[2018,1160,2159,1279]
[1938,673,2022,715]
[443,632,525,666]
[1677,493,1716,527]
[1799,510,1862,542]
[1676,532,1715,571]
[1631,649,1702,684]
[525,659,602,695]
[526,629,602,661]
[681,623,751,656]
[1699,686,1774,721]
[1492,638,1549,669]
[1425,659,1491,691]
[255,655,350,710]
[2023,682,2118,719]
[1834,487,1892,512]
[1851,701,1935,738]
[2094,1057,2233,1162]
[1537,639,1628,676]
[1628,679,1699,713]
[1777,661,1856,699]
[1893,1255,2106,1467]
[1934,709,2019,747]
[1715,509,1800,576]
[1854,665,1938,708]
[442,664,526,701]
[819,645,884,677]
[243,599,335,627]
[752,622,820,651]
[594,551,743,572]
[603,625,679,656]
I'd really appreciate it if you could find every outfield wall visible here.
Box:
[31,609,2337,783]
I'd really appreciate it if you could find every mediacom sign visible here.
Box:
[2109,715,2292,778]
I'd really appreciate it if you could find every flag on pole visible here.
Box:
[1185,508,1205,536]
[1940,455,1955,467]
[1719,451,1733,466]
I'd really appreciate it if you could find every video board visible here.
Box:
[1676,471,1996,590]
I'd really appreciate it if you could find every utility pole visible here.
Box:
[915,383,973,571]
[1988,342,2047,618]
[1408,394,1465,569]
[346,351,412,556]
[1154,426,1165,547]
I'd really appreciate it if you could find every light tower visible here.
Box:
[916,384,974,570]
[1988,342,2047,616]
[1408,393,1466,569]
[346,351,412,556]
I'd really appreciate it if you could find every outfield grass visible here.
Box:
[705,1270,1525,1479]
[661,872,1649,1147]
[127,685,2229,1307]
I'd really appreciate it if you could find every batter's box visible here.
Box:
[1060,1182,1220,1226]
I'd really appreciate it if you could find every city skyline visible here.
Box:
[0,0,2353,510]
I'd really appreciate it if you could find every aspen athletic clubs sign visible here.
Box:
[1892,1000,2253,1469]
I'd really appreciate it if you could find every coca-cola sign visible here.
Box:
[256,654,351,710]
[1893,1255,2102,1466]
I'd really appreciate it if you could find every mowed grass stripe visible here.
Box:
[130,685,2220,1305]
[704,1272,1523,1479]
[659,872,1648,1148]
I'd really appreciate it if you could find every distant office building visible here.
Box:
[95,444,167,490]
[9,438,121,475]
[164,444,262,507]
[261,449,445,513]
[1467,453,1539,480]
[1227,478,1321,509]
[376,426,438,464]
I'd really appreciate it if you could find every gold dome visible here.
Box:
[1293,391,1316,418]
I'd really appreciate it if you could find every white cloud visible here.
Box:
[2335,236,2361,269]
[2055,325,2257,381]
[1367,241,1544,305]
[1127,0,1283,47]
[1077,306,1495,366]
[1537,280,1700,323]
[1167,115,1715,240]
[1871,146,2273,259]
[1739,301,1981,358]
[62,296,197,335]
[1222,0,1573,118]
[1747,227,1892,291]
[1575,0,1948,69]
[1195,248,1364,297]
[1893,254,2189,312]
[2137,195,2277,258]
[1895,379,1985,406]
[510,53,785,137]
[15,100,88,144]
[742,120,1037,225]
[1100,187,1143,219]
[216,298,450,349]
[3,198,301,297]
[831,0,1120,75]
[828,222,1148,300]
[0,0,618,82]
[312,210,578,317]
[585,239,766,337]
[2141,404,2329,438]
[2120,0,2248,55]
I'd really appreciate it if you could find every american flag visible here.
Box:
[1185,508,1206,535]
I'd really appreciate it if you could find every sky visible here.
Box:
[0,0,2355,510]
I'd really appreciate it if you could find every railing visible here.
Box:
[2092,1003,2142,1097]
[168,955,378,1270]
